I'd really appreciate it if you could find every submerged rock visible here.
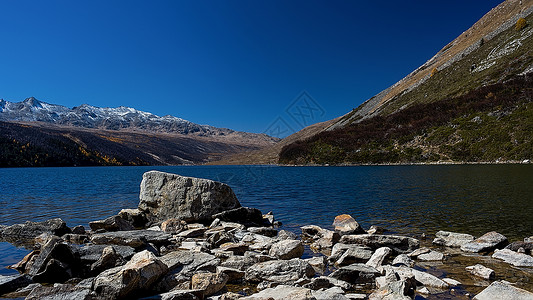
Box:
[138,171,241,223]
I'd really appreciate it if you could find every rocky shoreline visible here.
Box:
[0,170,532,299]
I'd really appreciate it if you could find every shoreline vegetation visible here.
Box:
[0,171,532,299]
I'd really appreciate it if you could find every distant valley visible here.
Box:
[0,98,278,167]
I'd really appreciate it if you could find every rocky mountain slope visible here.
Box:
[0,98,278,167]
[278,0,533,165]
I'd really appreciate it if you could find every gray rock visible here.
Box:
[311,229,341,249]
[241,285,315,300]
[391,254,414,267]
[29,236,80,283]
[305,256,328,275]
[89,215,134,232]
[492,249,533,267]
[269,239,304,260]
[329,263,381,284]
[118,208,148,228]
[369,277,415,300]
[417,250,444,261]
[394,266,449,289]
[460,231,508,253]
[312,287,350,300]
[0,274,33,295]
[366,247,392,269]
[443,278,461,286]
[61,233,89,245]
[245,258,315,284]
[92,250,168,299]
[91,230,172,248]
[332,214,365,235]
[217,266,245,282]
[248,227,278,237]
[466,264,495,280]
[191,272,228,297]
[138,171,241,223]
[160,251,220,278]
[79,244,135,264]
[505,241,533,255]
[159,218,186,234]
[71,225,86,234]
[213,207,265,227]
[339,234,419,254]
[0,218,70,243]
[525,236,533,243]
[90,246,126,275]
[432,230,475,247]
[407,247,430,258]
[329,243,373,264]
[303,276,353,291]
[474,280,533,299]
[176,228,206,238]
[219,242,249,255]
[367,226,386,235]
[140,290,201,300]
[345,294,367,299]
[300,225,324,239]
[277,230,297,240]
[25,284,93,300]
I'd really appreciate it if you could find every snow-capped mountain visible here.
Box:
[0,97,273,140]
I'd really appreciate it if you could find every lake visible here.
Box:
[1,164,533,276]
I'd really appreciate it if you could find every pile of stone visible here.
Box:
[0,170,532,300]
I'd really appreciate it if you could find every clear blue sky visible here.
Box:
[0,1,503,135]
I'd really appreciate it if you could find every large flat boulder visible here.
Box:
[90,230,172,248]
[432,231,475,248]
[339,234,419,254]
[138,171,241,223]
[492,249,533,267]
[245,258,315,284]
[0,218,70,244]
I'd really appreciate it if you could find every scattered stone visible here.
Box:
[92,250,168,299]
[191,272,228,296]
[346,294,367,299]
[25,284,92,300]
[0,274,33,295]
[392,254,414,267]
[91,230,172,248]
[160,251,219,278]
[474,280,533,299]
[241,285,314,300]
[305,256,328,275]
[460,231,508,253]
[90,246,126,275]
[138,171,241,223]
[118,208,147,228]
[466,264,495,280]
[217,267,245,282]
[277,230,297,240]
[220,242,249,255]
[417,250,444,261]
[248,227,278,237]
[311,229,341,249]
[492,249,533,267]
[312,286,350,300]
[333,214,365,235]
[366,247,392,269]
[408,247,430,258]
[176,228,206,238]
[245,258,315,284]
[367,226,386,235]
[505,241,533,255]
[340,234,420,254]
[160,218,186,234]
[394,266,449,289]
[213,207,265,227]
[432,230,475,248]
[71,225,86,234]
[525,236,533,243]
[301,225,324,239]
[269,239,304,260]
[303,276,353,291]
[330,263,381,284]
[89,215,134,232]
[443,278,462,286]
[336,246,373,266]
[0,218,70,242]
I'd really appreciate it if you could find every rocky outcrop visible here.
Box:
[138,171,241,223]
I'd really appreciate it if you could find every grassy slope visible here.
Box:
[279,17,533,165]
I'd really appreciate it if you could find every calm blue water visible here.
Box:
[1,165,533,275]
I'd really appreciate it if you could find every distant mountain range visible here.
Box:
[0,98,278,167]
